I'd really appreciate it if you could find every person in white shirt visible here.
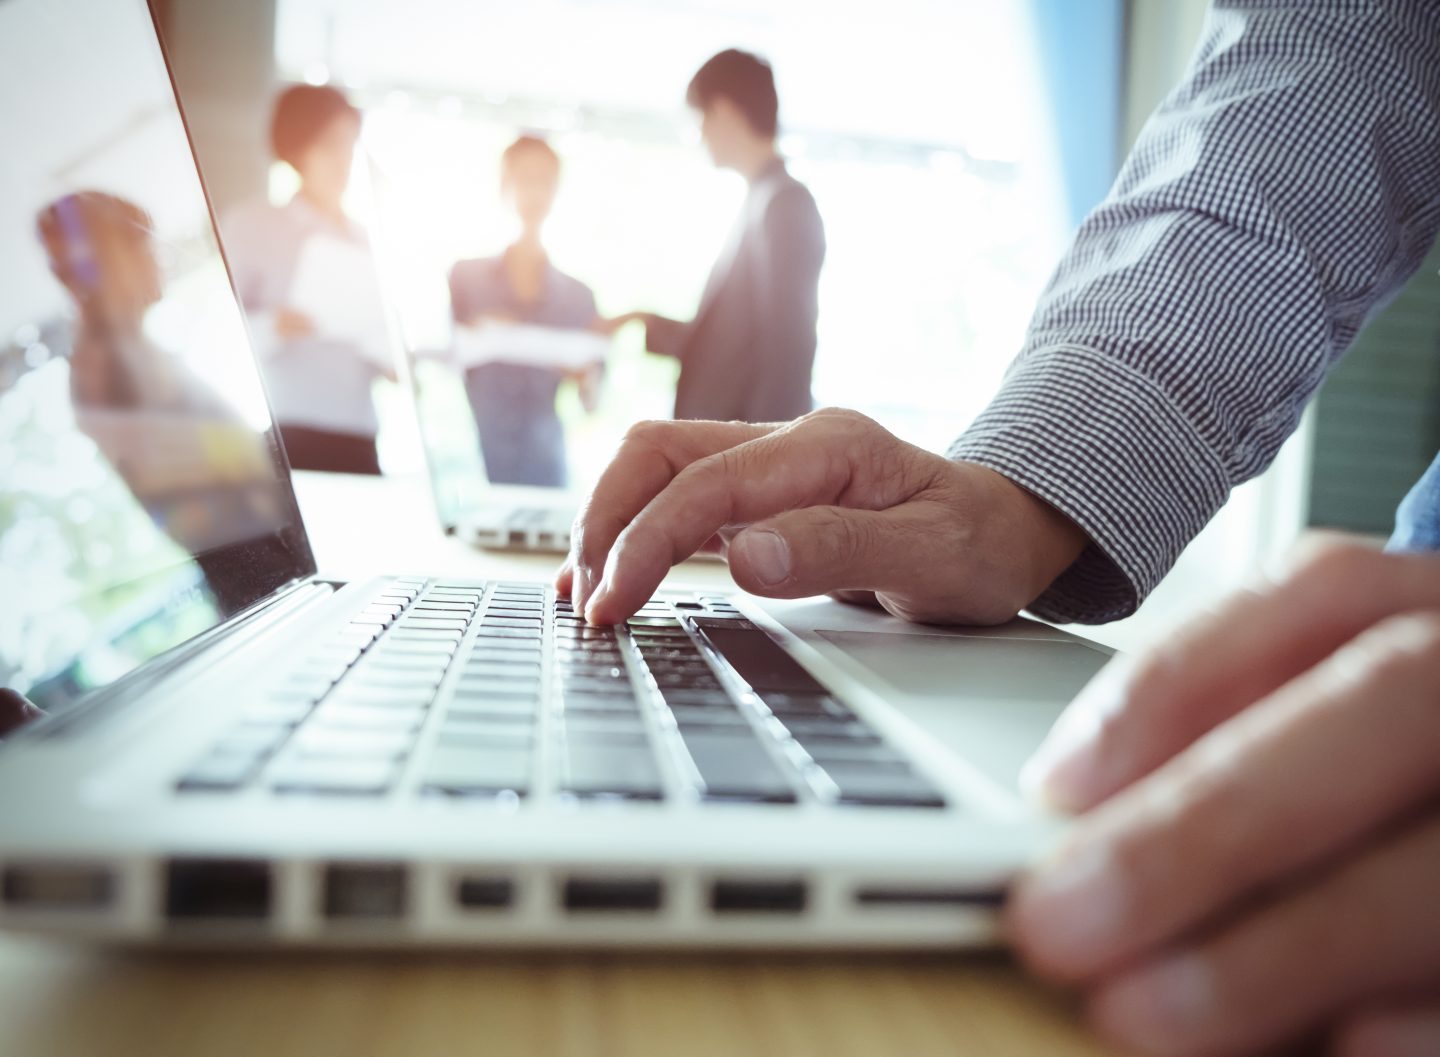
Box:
[221,84,389,474]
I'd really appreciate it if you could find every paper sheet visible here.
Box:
[287,233,394,369]
[453,321,609,371]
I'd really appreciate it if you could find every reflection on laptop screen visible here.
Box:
[0,0,313,711]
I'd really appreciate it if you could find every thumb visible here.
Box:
[727,505,914,599]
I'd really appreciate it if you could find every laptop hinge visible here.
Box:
[21,577,338,741]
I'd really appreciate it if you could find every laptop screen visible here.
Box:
[0,0,314,711]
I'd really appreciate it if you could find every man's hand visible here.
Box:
[273,307,315,339]
[1010,538,1440,1057]
[591,311,649,336]
[0,689,44,739]
[556,408,1087,626]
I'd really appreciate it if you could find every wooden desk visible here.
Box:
[0,472,1119,1057]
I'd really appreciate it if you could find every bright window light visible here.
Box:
[276,0,1074,476]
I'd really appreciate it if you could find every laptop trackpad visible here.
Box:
[815,630,1110,792]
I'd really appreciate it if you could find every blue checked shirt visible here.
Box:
[950,0,1440,624]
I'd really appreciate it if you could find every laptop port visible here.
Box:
[324,863,407,920]
[710,879,807,914]
[562,876,663,913]
[2,864,113,910]
[165,859,271,921]
[455,876,513,910]
[507,529,527,547]
[854,886,1007,909]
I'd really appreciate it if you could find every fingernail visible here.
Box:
[1014,839,1128,968]
[1020,659,1132,811]
[584,578,608,625]
[1094,952,1214,1052]
[733,529,790,588]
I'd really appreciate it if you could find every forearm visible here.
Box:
[954,0,1440,623]
[643,314,688,358]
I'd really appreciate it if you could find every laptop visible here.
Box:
[406,343,582,555]
[361,159,594,558]
[0,0,1111,948]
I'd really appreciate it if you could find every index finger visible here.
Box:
[567,419,773,612]
[585,411,932,623]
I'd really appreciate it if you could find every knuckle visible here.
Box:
[1284,534,1380,590]
[804,406,873,434]
[620,418,670,451]
[1346,611,1440,686]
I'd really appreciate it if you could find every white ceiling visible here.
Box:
[275,0,1049,158]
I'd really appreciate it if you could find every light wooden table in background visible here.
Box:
[0,471,1121,1057]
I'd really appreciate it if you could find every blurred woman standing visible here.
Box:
[222,84,389,474]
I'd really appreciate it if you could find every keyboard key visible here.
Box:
[644,659,715,676]
[560,740,663,799]
[421,745,531,796]
[347,668,444,689]
[778,717,881,742]
[680,731,797,803]
[666,705,750,729]
[799,740,907,766]
[820,763,946,808]
[388,628,463,643]
[177,751,263,791]
[759,693,852,719]
[329,686,437,709]
[560,678,634,698]
[211,723,293,756]
[436,723,533,748]
[411,601,475,614]
[658,689,735,707]
[558,714,647,740]
[271,758,399,796]
[627,616,682,628]
[399,617,470,632]
[292,727,413,759]
[454,673,541,694]
[487,602,544,615]
[692,621,826,694]
[349,612,396,627]
[464,661,541,679]
[474,626,540,641]
[559,692,642,715]
[480,616,542,630]
[312,641,365,666]
[283,672,338,700]
[638,646,704,664]
[338,624,383,645]
[448,698,538,719]
[310,705,426,731]
[359,655,451,677]
[244,697,317,725]
[651,671,723,690]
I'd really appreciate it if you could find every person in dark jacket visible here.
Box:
[605,50,825,422]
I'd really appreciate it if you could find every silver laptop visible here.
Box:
[407,355,580,554]
[0,0,1110,948]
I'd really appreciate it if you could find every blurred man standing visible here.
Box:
[608,50,826,422]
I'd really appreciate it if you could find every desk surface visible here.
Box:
[0,471,1118,1057]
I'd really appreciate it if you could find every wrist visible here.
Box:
[953,459,1089,614]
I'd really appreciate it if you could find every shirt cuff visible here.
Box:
[947,343,1232,624]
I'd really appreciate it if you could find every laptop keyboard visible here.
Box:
[176,580,946,809]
